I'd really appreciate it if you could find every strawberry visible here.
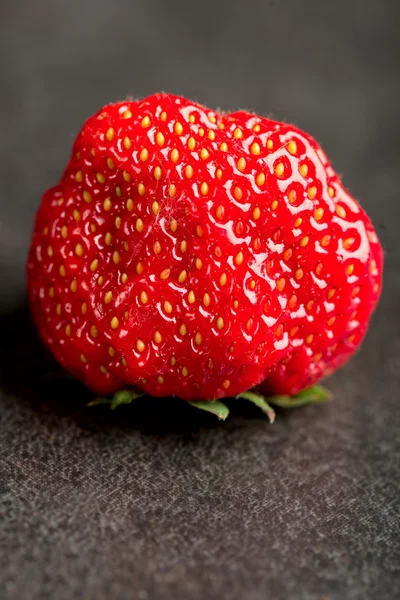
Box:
[27,92,383,409]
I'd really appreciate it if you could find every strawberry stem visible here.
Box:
[266,384,331,408]
[188,400,230,420]
[235,390,276,423]
[88,389,144,410]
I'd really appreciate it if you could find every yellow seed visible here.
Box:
[115,216,121,229]
[314,207,324,221]
[171,148,179,163]
[107,158,115,170]
[170,356,177,366]
[195,258,202,270]
[164,300,173,314]
[111,316,119,329]
[287,140,297,154]
[181,366,188,377]
[216,316,224,330]
[251,142,261,155]
[214,168,221,180]
[136,218,144,233]
[327,316,336,327]
[174,121,183,135]
[300,236,309,247]
[90,224,96,232]
[344,237,355,250]
[196,225,203,237]
[73,209,80,221]
[49,287,54,297]
[136,183,145,196]
[290,326,299,337]
[141,115,151,128]
[295,268,304,280]
[160,268,170,280]
[154,331,162,343]
[123,170,131,182]
[96,173,105,184]
[299,163,308,177]
[103,197,112,211]
[203,293,211,307]
[253,123,261,132]
[136,339,145,352]
[106,128,115,141]
[256,172,265,187]
[75,243,84,257]
[140,148,149,162]
[275,162,284,177]
[122,109,132,120]
[104,291,113,304]
[208,130,215,141]
[124,241,129,251]
[56,303,61,316]
[104,232,112,246]
[151,201,160,215]
[267,139,274,150]
[179,323,187,336]
[140,290,149,304]
[308,186,317,199]
[336,204,347,218]
[200,182,209,196]
[121,273,128,283]
[60,225,68,239]
[277,277,286,291]
[83,190,92,203]
[220,142,228,152]
[65,324,71,336]
[250,280,256,290]
[195,332,202,345]
[189,114,195,123]
[178,270,187,283]
[222,379,230,389]
[126,198,133,211]
[59,265,66,276]
[235,251,244,265]
[154,241,162,255]
[219,273,227,286]
[113,250,120,264]
[123,137,131,150]
[200,148,210,160]
[154,166,162,180]
[108,347,115,357]
[288,189,297,205]
[99,365,107,376]
[170,218,178,232]
[216,205,224,220]
[70,279,77,293]
[180,240,187,253]
[80,354,87,364]
[156,131,165,146]
[160,111,167,121]
[169,184,177,198]
[91,148,96,157]
[271,199,278,210]
[321,235,331,247]
[233,127,243,139]
[157,375,164,384]
[188,137,196,150]
[185,165,194,179]
[327,288,336,299]
[253,207,261,221]
[328,186,335,198]
[234,186,243,201]
[121,357,128,367]
[209,114,217,124]
[81,302,87,315]
[306,334,314,344]
[188,290,196,304]
[91,325,98,338]
[75,170,83,182]
[57,198,64,206]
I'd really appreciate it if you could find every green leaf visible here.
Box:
[236,390,276,423]
[267,385,331,408]
[88,389,144,410]
[188,400,230,421]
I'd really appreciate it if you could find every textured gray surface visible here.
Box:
[1,1,400,599]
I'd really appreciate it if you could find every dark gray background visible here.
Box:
[1,1,399,599]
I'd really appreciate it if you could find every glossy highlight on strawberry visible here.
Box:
[27,93,383,401]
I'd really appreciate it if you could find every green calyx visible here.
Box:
[88,385,331,421]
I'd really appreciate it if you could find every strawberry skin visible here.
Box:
[27,93,383,401]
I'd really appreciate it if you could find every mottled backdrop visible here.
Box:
[0,1,399,599]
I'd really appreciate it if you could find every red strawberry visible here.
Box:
[27,93,383,407]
